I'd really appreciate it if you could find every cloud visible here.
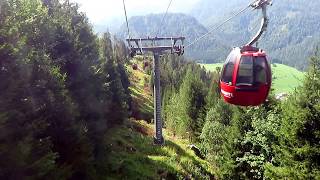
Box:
[71,0,200,25]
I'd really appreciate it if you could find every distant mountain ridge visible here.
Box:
[190,0,320,70]
[117,13,206,41]
[115,1,320,69]
[117,13,229,63]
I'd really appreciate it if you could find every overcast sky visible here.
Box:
[72,0,200,25]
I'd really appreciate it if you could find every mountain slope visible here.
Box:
[116,1,320,69]
[117,13,207,42]
[104,59,216,179]
[105,120,215,179]
[191,0,320,70]
[117,13,229,63]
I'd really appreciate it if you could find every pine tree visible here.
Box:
[205,69,221,109]
[265,49,320,179]
[0,0,131,178]
[171,68,206,140]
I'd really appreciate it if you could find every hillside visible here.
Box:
[116,1,320,69]
[104,58,216,179]
[191,0,320,70]
[201,63,305,94]
[117,13,229,63]
[105,120,215,179]
[2,0,320,179]
[117,13,206,41]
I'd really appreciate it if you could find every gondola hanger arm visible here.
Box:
[246,0,272,46]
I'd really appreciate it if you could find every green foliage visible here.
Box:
[198,49,320,179]
[0,0,130,178]
[200,99,232,156]
[191,0,320,69]
[117,13,229,63]
[157,54,211,141]
[105,120,215,180]
[265,51,320,179]
[233,106,281,179]
[165,92,183,136]
[118,0,320,69]
[2,0,320,179]
[205,68,221,109]
[164,66,208,141]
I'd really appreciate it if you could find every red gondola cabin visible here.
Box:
[132,63,138,70]
[220,46,272,106]
[143,60,149,69]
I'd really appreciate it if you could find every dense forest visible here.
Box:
[0,0,131,179]
[191,0,320,70]
[159,50,320,179]
[1,0,320,179]
[117,13,230,63]
[118,0,320,70]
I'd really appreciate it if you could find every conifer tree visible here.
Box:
[265,50,320,179]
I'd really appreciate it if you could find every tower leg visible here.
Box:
[153,52,164,145]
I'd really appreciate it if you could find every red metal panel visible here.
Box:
[232,52,240,86]
[220,47,271,106]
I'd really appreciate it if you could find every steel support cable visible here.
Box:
[155,0,173,37]
[185,5,251,49]
[122,0,131,40]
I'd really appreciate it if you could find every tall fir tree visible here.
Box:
[265,49,320,179]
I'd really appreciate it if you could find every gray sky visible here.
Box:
[72,0,200,25]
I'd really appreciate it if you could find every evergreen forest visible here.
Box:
[1,0,320,179]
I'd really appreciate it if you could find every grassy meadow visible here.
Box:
[201,63,305,94]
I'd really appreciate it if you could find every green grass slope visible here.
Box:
[107,58,216,179]
[127,57,154,121]
[105,120,215,179]
[201,63,305,94]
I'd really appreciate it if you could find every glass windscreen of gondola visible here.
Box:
[221,50,237,84]
[236,56,254,86]
[254,57,268,84]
